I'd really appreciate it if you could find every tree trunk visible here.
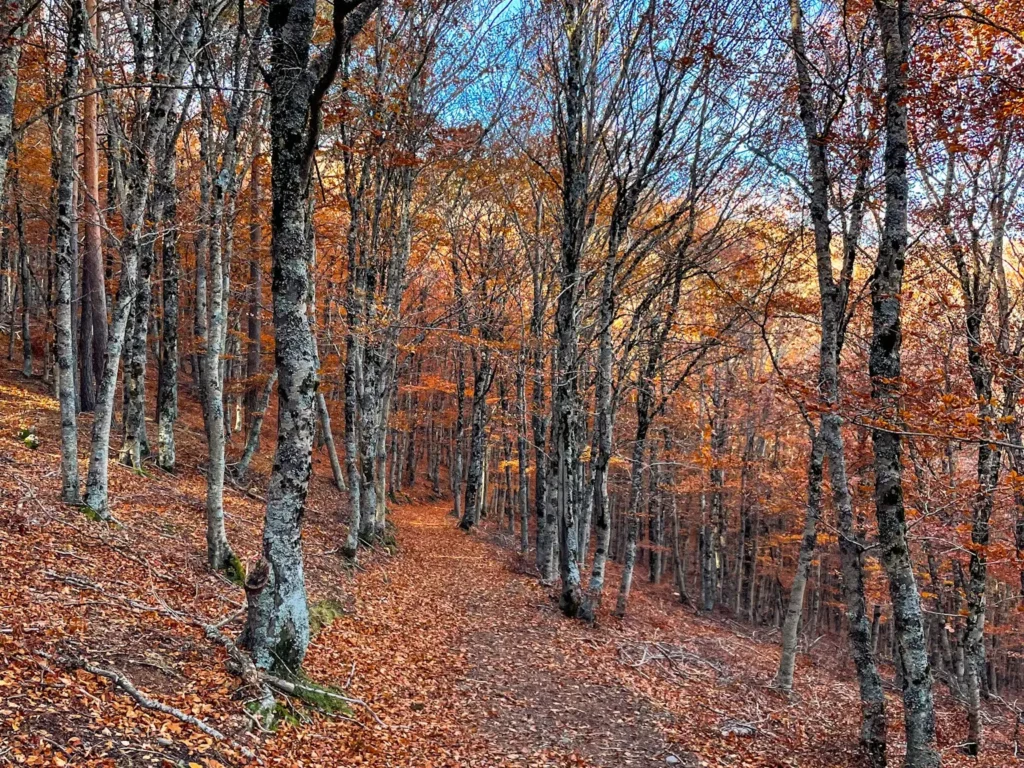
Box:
[459,354,494,530]
[247,0,320,671]
[580,274,615,621]
[871,2,937,764]
[0,0,24,214]
[245,148,263,421]
[83,6,201,516]
[614,423,647,617]
[341,315,362,558]
[825,412,887,765]
[234,369,277,478]
[516,361,530,554]
[78,0,104,413]
[156,149,179,472]
[119,192,160,469]
[55,0,84,504]
[18,189,30,377]
[774,430,824,690]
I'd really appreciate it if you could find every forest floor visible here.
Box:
[0,363,1020,768]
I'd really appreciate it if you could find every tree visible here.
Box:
[770,2,886,762]
[243,0,380,673]
[82,0,202,516]
[870,1,938,764]
[54,0,84,504]
[0,0,26,212]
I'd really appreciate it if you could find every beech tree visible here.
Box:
[54,0,83,504]
[870,0,938,764]
[82,0,202,516]
[242,0,380,673]
[769,2,886,763]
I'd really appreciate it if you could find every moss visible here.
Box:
[309,598,346,636]
[17,427,39,450]
[82,506,104,522]
[223,554,246,587]
[381,520,399,554]
[287,671,354,717]
[244,699,300,731]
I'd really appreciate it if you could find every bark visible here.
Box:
[921,120,1016,759]
[459,353,495,530]
[774,430,824,690]
[826,412,887,765]
[614,419,648,617]
[77,0,104,412]
[84,3,202,516]
[516,360,530,554]
[246,0,380,672]
[318,391,345,490]
[17,188,30,376]
[119,190,161,469]
[55,0,84,504]
[199,15,264,572]
[671,496,691,606]
[580,257,617,621]
[234,369,277,478]
[871,2,937,764]
[341,306,362,557]
[547,0,597,617]
[703,377,727,612]
[774,5,887,762]
[531,274,552,578]
[310,285,345,492]
[156,148,179,472]
[0,0,24,213]
[245,148,263,421]
[248,8,319,667]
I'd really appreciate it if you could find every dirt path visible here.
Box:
[314,502,684,768]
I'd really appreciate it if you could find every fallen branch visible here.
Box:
[72,657,228,741]
[47,567,386,731]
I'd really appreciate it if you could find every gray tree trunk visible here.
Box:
[580,261,616,621]
[0,0,24,214]
[516,361,530,554]
[775,6,887,763]
[459,354,494,529]
[55,0,84,504]
[234,369,277,478]
[774,430,824,689]
[614,425,647,616]
[246,0,379,672]
[871,2,937,764]
[156,148,179,472]
[119,192,161,469]
[546,0,597,616]
[341,315,362,558]
[198,16,263,572]
[84,6,201,516]
[18,190,30,376]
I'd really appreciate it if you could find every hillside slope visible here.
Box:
[0,367,1017,767]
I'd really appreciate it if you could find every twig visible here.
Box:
[45,652,227,741]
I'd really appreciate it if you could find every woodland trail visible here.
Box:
[327,502,682,767]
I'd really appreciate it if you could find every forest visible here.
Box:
[1,0,1024,765]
